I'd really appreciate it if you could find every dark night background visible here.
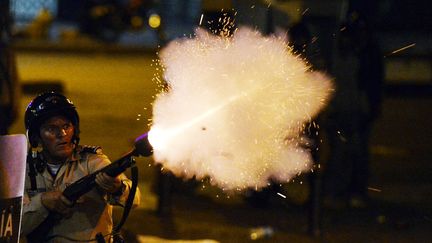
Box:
[1,0,431,242]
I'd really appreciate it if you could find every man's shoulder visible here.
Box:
[78,145,103,155]
[76,145,110,171]
[76,145,108,162]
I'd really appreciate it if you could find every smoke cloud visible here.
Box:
[149,27,332,191]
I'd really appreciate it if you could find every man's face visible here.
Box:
[38,115,75,163]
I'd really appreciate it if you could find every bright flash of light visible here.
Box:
[149,82,275,153]
[150,27,333,191]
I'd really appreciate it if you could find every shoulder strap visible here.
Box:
[81,145,102,154]
[27,151,38,191]
[112,160,139,242]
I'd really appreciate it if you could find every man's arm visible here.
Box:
[89,153,141,207]
[20,192,50,236]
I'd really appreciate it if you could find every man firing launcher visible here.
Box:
[21,92,140,242]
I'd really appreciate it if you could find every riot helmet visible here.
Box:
[25,92,80,148]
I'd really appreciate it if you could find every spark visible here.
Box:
[311,37,318,43]
[302,8,309,16]
[390,43,416,55]
[337,130,347,142]
[199,14,204,26]
[277,192,287,198]
[367,187,382,192]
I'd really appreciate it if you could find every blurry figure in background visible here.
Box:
[0,0,19,135]
[288,22,332,235]
[21,92,140,242]
[323,12,384,208]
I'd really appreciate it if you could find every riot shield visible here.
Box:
[0,135,27,243]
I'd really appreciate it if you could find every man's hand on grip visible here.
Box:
[41,191,73,216]
[95,172,123,194]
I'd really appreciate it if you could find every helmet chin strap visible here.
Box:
[73,128,80,147]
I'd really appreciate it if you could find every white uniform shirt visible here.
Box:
[21,147,140,243]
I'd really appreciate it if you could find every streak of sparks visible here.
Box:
[150,83,273,151]
[302,8,309,16]
[367,187,382,192]
[199,14,204,26]
[311,37,318,43]
[149,93,243,150]
[277,192,287,198]
[390,43,416,55]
